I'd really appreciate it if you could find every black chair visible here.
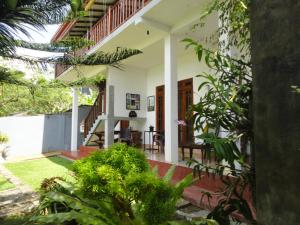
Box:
[152,132,164,153]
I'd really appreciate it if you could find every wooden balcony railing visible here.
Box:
[55,0,151,78]
[84,84,106,137]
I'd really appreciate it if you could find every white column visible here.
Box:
[71,87,78,151]
[104,85,115,148]
[164,34,178,163]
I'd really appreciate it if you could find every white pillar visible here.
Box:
[71,87,78,151]
[164,34,178,163]
[104,85,115,148]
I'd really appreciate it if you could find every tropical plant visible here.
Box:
[184,0,256,224]
[183,40,252,167]
[0,63,105,116]
[0,0,73,56]
[32,144,193,225]
[188,159,256,225]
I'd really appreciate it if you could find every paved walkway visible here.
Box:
[0,164,39,218]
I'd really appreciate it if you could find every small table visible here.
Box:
[143,130,160,151]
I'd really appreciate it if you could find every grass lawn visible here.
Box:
[0,174,15,191]
[4,156,74,190]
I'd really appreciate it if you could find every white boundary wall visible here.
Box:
[0,115,51,158]
[0,106,91,159]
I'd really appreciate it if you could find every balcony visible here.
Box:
[54,0,151,78]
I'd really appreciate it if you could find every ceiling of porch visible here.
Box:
[122,12,218,69]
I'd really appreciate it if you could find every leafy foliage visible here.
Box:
[33,144,193,225]
[189,159,256,225]
[0,0,73,55]
[0,62,105,116]
[0,72,100,116]
[0,65,27,85]
[184,0,256,224]
[200,0,250,54]
[184,38,252,165]
[0,1,142,68]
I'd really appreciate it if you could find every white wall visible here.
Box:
[107,66,147,119]
[0,107,91,159]
[0,115,45,158]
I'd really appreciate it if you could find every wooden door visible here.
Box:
[178,78,193,145]
[156,85,165,132]
[155,78,193,145]
[120,120,129,129]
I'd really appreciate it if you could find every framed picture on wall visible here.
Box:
[126,93,140,110]
[147,96,155,111]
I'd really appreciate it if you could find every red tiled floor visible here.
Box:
[62,147,98,160]
[62,147,256,222]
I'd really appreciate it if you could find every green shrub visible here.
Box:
[73,143,149,200]
[33,144,192,225]
[126,171,179,225]
[73,143,149,177]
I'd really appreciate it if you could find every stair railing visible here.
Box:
[84,85,106,137]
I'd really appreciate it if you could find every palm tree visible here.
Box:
[0,0,72,55]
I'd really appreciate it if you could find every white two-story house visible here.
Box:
[52,0,219,163]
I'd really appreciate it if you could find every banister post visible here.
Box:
[108,6,112,33]
[134,0,137,13]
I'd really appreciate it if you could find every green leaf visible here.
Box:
[163,165,176,183]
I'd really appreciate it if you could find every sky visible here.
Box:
[2,25,62,79]
[19,24,59,43]
[17,24,60,57]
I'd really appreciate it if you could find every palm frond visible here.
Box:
[81,47,143,68]
[16,0,72,24]
[3,47,143,68]
[0,0,73,55]
[15,40,72,53]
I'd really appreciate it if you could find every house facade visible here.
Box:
[52,0,219,163]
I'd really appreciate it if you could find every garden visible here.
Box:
[1,0,254,224]
[0,0,299,225]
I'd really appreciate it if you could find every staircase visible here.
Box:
[83,83,106,146]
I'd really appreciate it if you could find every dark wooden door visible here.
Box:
[156,85,165,133]
[155,78,193,145]
[120,120,129,129]
[178,78,193,145]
